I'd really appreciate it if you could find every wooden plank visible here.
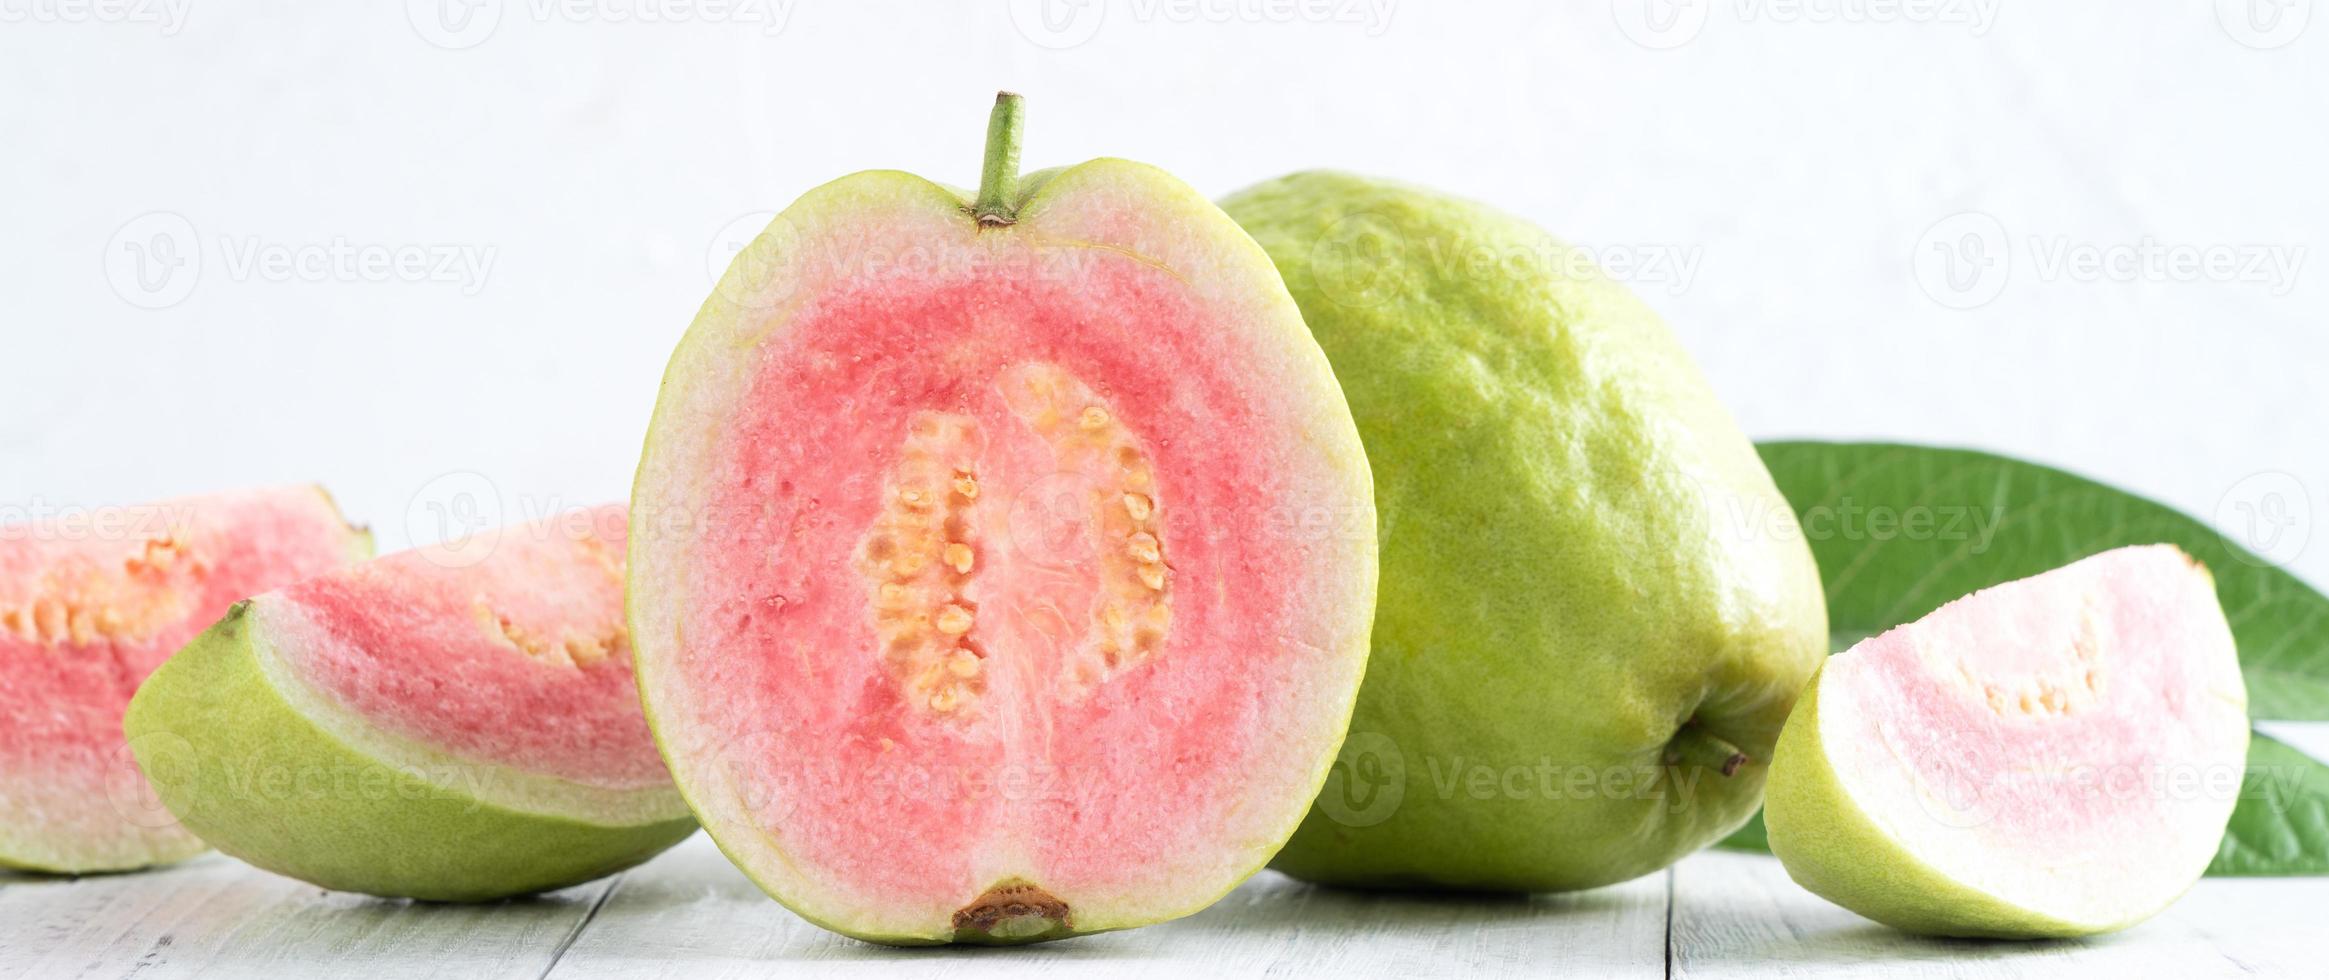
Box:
[0,851,610,980]
[542,834,1670,978]
[12,826,2328,977]
[1670,848,2324,978]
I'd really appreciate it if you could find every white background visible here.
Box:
[2,0,2322,587]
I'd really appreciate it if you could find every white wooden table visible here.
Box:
[4,834,2320,979]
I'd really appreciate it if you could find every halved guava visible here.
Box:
[125,504,695,900]
[1764,544,2249,938]
[0,485,368,873]
[629,95,1377,944]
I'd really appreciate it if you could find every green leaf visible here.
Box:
[1715,441,2329,875]
[2214,733,2329,875]
[1756,441,2329,720]
[1722,808,1769,852]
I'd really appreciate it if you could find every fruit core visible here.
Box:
[475,596,629,670]
[469,530,630,671]
[1937,596,2108,719]
[3,535,203,648]
[267,505,670,790]
[858,361,1174,720]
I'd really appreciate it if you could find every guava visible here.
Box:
[125,504,695,900]
[0,485,368,873]
[1764,544,2248,938]
[628,94,1377,944]
[1220,171,1828,891]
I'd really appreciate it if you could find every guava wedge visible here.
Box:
[1,486,369,874]
[1764,544,2249,938]
[1220,171,1828,892]
[125,504,695,900]
[629,95,1376,944]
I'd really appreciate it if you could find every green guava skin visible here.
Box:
[1221,172,1827,892]
[124,604,697,902]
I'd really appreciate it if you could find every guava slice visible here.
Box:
[0,485,368,874]
[125,504,696,900]
[1220,171,1828,892]
[629,95,1377,944]
[1764,544,2249,938]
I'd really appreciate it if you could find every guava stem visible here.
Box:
[971,91,1025,227]
[1669,726,1749,777]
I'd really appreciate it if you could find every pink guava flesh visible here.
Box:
[656,238,1367,930]
[263,504,667,791]
[0,486,363,871]
[1808,544,2247,920]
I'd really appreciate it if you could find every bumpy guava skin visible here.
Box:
[127,605,695,901]
[1223,172,1827,891]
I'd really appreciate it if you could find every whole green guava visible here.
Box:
[1222,172,1827,891]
